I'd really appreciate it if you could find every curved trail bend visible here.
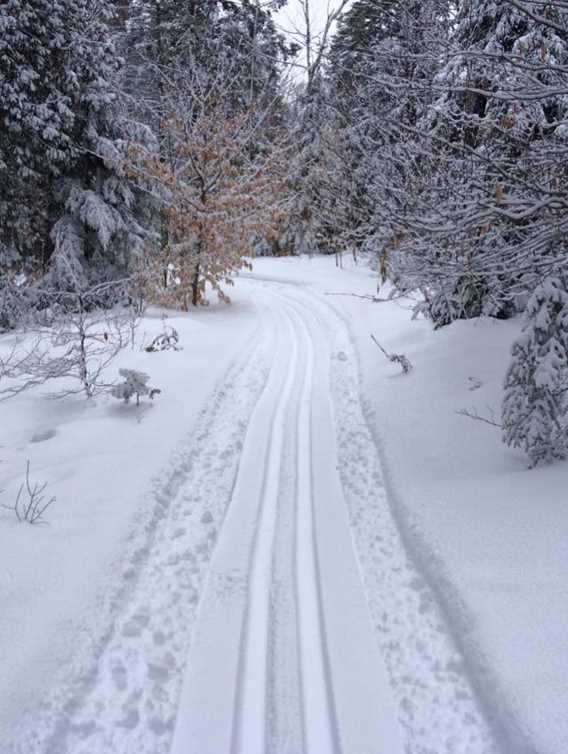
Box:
[171,281,499,754]
[38,279,500,754]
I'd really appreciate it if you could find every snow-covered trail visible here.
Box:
[170,290,404,754]
[29,279,501,754]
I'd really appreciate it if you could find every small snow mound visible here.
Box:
[31,428,57,443]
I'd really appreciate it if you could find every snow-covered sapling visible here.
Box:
[145,324,181,352]
[111,368,161,406]
[502,276,568,466]
[371,334,413,374]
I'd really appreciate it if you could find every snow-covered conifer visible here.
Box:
[502,276,568,466]
[0,0,151,301]
[111,368,157,405]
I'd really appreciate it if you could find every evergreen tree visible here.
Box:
[0,0,77,269]
[0,0,152,298]
[502,275,568,466]
[284,79,332,256]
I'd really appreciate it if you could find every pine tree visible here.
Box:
[502,275,568,466]
[284,80,332,256]
[0,0,152,298]
[0,0,77,269]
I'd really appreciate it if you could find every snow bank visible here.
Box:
[0,297,257,747]
[1,255,567,753]
[246,255,568,754]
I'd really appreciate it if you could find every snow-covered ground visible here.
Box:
[1,255,567,754]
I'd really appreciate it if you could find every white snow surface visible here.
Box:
[1,255,567,754]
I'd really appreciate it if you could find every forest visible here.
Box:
[1,0,568,465]
[2,4,568,754]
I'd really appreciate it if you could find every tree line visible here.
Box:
[1,0,568,465]
[298,0,568,466]
[0,0,293,320]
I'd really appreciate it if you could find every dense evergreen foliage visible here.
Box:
[0,0,151,296]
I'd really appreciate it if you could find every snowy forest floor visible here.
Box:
[1,255,567,754]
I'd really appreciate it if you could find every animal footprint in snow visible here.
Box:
[111,664,128,691]
[336,351,348,362]
[147,662,171,682]
[148,716,173,735]
[31,428,57,443]
[116,708,140,729]
[122,610,150,638]
[468,376,483,391]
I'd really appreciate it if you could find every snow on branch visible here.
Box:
[370,334,413,374]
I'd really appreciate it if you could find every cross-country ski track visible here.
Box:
[28,278,501,754]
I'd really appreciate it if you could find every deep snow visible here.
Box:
[0,255,567,754]
[247,256,568,754]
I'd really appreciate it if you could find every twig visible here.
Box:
[370,334,413,374]
[325,291,408,303]
[144,324,181,352]
[456,407,502,428]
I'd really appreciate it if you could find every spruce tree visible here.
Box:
[0,0,77,269]
[502,275,568,466]
[0,0,151,296]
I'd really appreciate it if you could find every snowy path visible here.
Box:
[170,292,403,754]
[31,280,501,754]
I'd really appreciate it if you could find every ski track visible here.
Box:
[291,307,337,754]
[233,308,300,754]
[278,284,499,754]
[168,300,346,754]
[23,300,275,754]
[233,303,337,754]
[24,279,503,754]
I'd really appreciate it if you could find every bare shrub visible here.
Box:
[2,461,56,524]
[0,281,138,400]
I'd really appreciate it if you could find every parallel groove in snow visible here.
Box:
[168,301,290,754]
[26,278,504,754]
[276,284,500,754]
[291,308,338,754]
[171,289,410,754]
[232,311,299,754]
[170,299,357,754]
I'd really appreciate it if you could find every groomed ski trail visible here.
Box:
[26,279,503,754]
[171,292,403,754]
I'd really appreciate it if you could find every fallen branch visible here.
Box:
[325,291,408,303]
[371,334,413,374]
[456,407,501,428]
